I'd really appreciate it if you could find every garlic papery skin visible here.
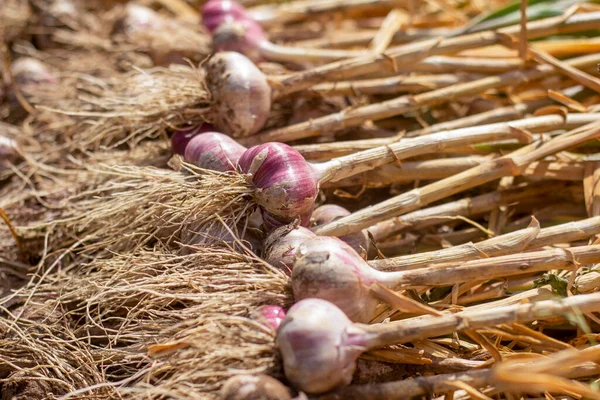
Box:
[263,225,316,275]
[276,298,371,395]
[291,236,402,323]
[312,204,369,256]
[205,52,271,138]
[183,131,246,172]
[238,142,318,228]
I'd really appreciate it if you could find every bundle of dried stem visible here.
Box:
[0,246,290,399]
[38,66,211,150]
[0,303,116,399]
[20,163,253,256]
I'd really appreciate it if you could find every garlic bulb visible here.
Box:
[312,204,369,255]
[183,131,246,172]
[212,19,267,62]
[171,124,215,156]
[276,298,370,394]
[238,142,318,228]
[263,225,316,274]
[255,305,286,331]
[205,52,271,138]
[11,58,56,85]
[291,236,384,323]
[202,0,252,33]
[220,374,292,400]
[114,4,165,36]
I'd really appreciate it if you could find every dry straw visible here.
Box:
[3,0,600,399]
[21,162,254,256]
[38,66,212,150]
[316,345,600,400]
[0,246,290,399]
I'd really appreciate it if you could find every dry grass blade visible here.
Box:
[315,115,537,183]
[316,112,598,184]
[0,246,291,399]
[322,156,489,188]
[251,0,412,26]
[493,345,600,398]
[309,73,479,96]
[530,48,600,94]
[368,181,558,239]
[369,9,407,54]
[365,292,600,348]
[294,96,559,160]
[331,158,589,188]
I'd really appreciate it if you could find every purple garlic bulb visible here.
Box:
[212,19,267,62]
[292,236,393,323]
[255,305,287,331]
[11,58,56,85]
[238,143,318,228]
[263,225,316,275]
[171,124,215,155]
[220,374,292,400]
[201,0,252,33]
[205,52,271,137]
[312,204,369,255]
[276,298,370,394]
[183,131,246,171]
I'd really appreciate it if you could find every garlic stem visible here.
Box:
[258,40,365,63]
[313,113,599,184]
[367,181,561,240]
[363,291,600,348]
[293,97,555,161]
[272,12,600,97]
[254,53,600,143]
[249,0,409,27]
[292,230,600,322]
[315,121,600,237]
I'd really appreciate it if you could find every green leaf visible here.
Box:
[457,0,599,35]
[533,273,569,296]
